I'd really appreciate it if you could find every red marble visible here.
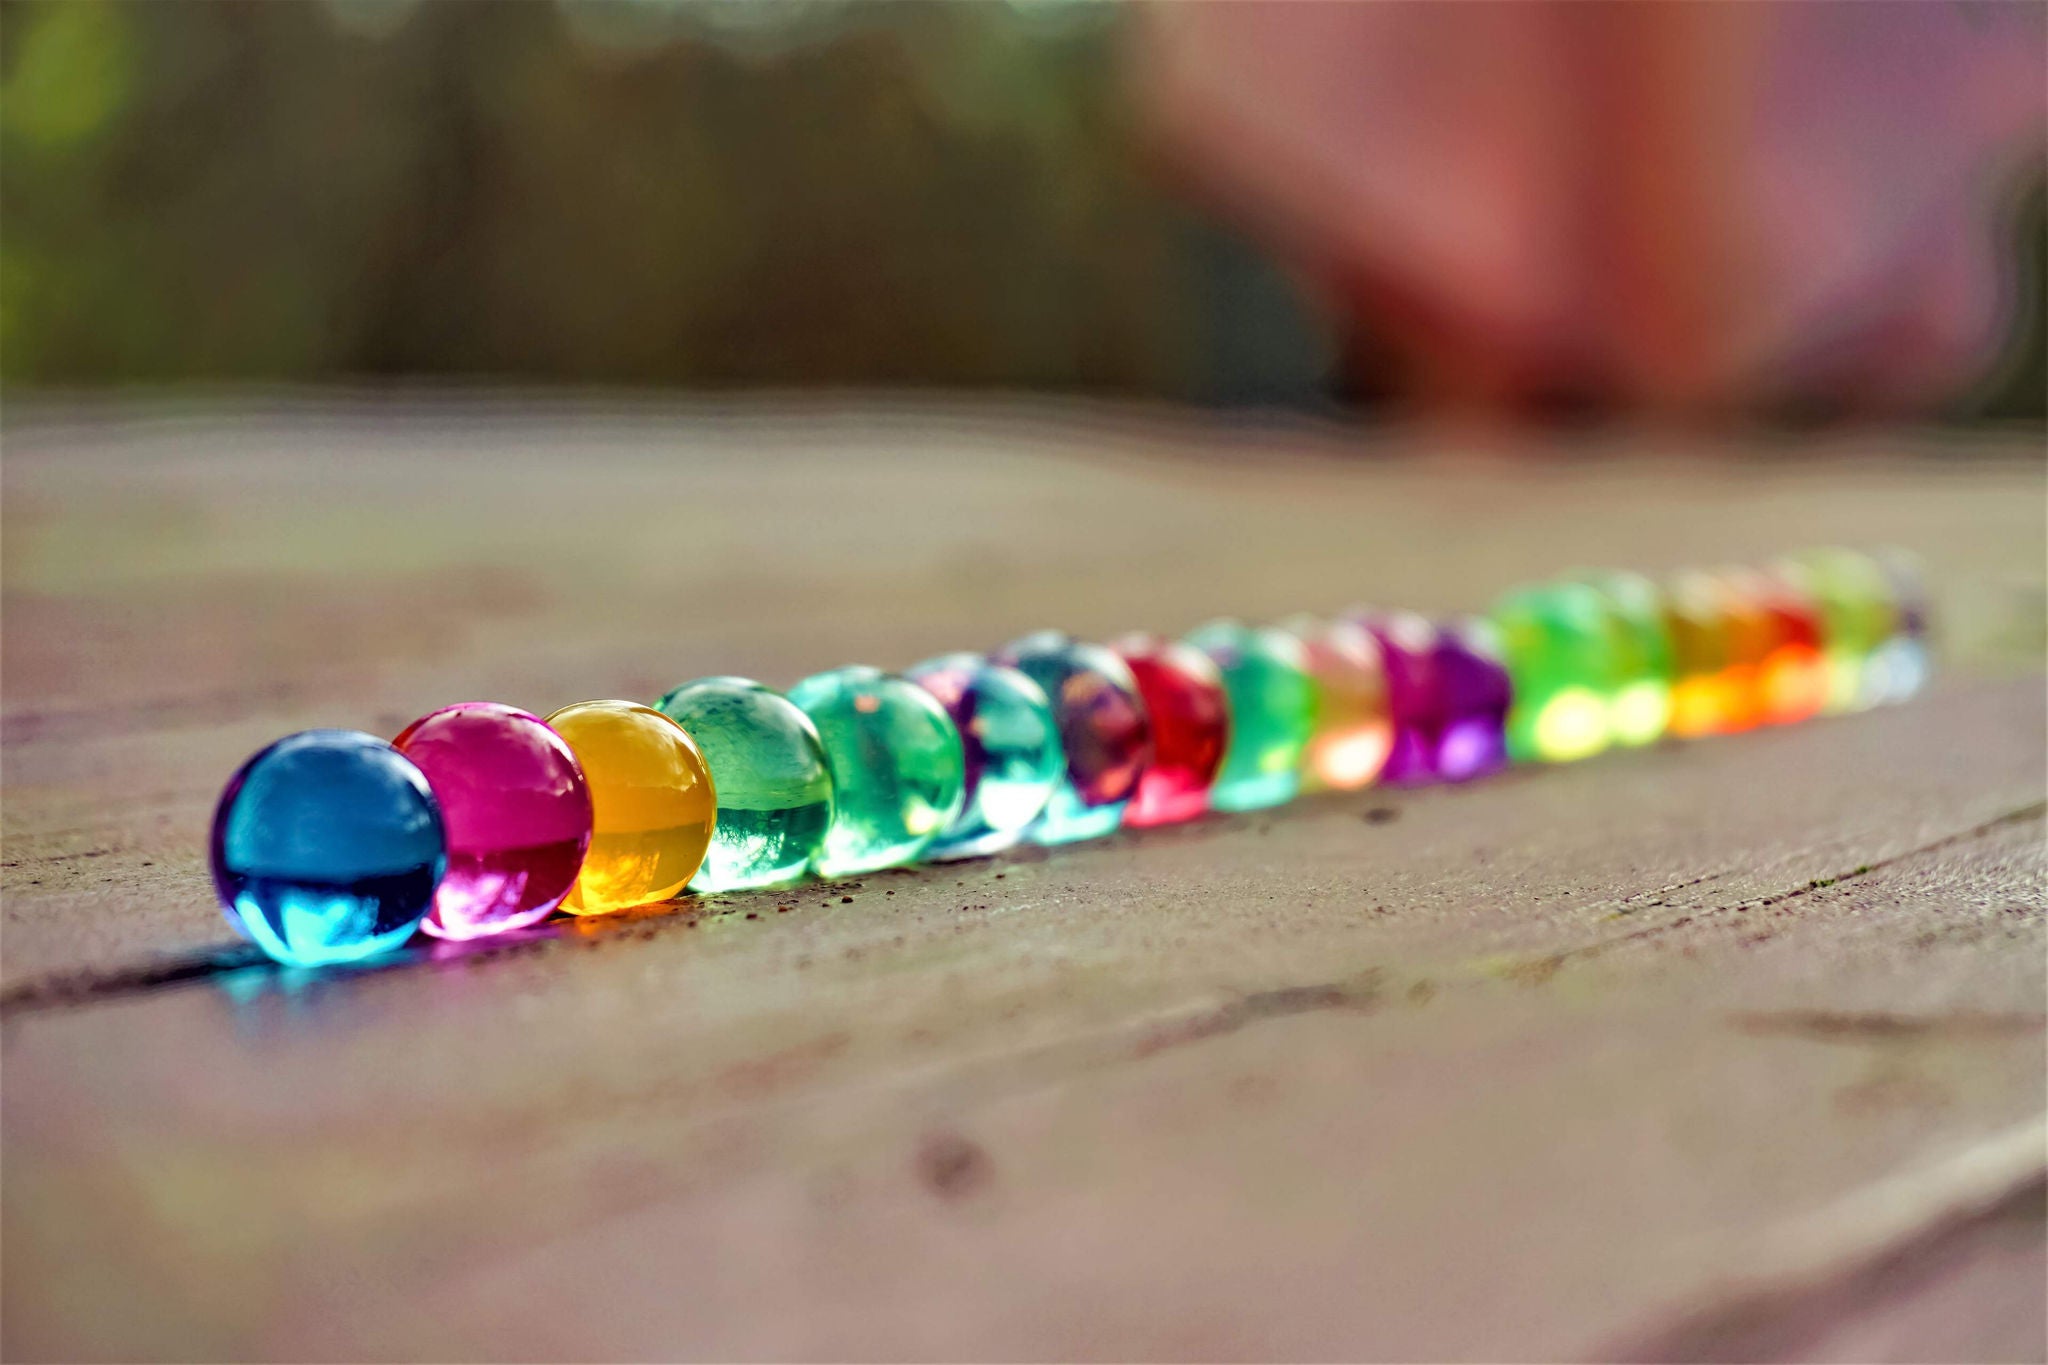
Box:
[1114,634,1230,827]
[1742,568,1830,726]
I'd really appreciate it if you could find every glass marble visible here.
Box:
[393,702,592,940]
[1281,615,1391,792]
[1662,571,1742,738]
[1432,616,1513,781]
[1779,548,1899,714]
[1353,609,1441,784]
[1351,611,1508,783]
[1704,569,1775,734]
[1737,569,1829,727]
[907,653,1063,860]
[1183,620,1315,812]
[787,666,967,876]
[543,700,716,914]
[1490,583,1616,764]
[1113,633,1229,827]
[210,730,446,966]
[655,677,833,891]
[1870,547,1932,704]
[1575,570,1675,747]
[996,632,1153,844]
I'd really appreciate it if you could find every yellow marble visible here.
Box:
[544,700,715,915]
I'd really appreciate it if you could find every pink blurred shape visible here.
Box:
[1136,1,2044,415]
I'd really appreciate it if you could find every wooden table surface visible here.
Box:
[3,401,2044,1361]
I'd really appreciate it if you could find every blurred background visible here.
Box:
[1,0,2043,424]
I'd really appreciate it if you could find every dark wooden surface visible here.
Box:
[3,402,2043,1361]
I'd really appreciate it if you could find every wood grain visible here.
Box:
[3,401,2043,1360]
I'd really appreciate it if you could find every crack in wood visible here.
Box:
[1493,800,2048,983]
[1730,1010,2047,1043]
[1131,977,1381,1057]
[1603,1120,2048,1363]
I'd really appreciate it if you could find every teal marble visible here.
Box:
[787,666,967,877]
[656,676,834,892]
[1183,619,1315,812]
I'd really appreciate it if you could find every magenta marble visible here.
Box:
[392,702,593,939]
[1350,611,1509,784]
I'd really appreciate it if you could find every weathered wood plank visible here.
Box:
[2,404,2042,1360]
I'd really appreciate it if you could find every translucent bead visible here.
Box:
[543,700,715,915]
[1282,616,1391,793]
[1870,547,1932,704]
[1779,548,1899,714]
[1663,571,1743,738]
[1572,570,1675,747]
[1183,620,1315,813]
[1351,611,1508,783]
[996,632,1152,844]
[1432,616,1512,781]
[1112,633,1229,827]
[787,666,966,876]
[1353,609,1442,784]
[1709,568,1786,734]
[655,677,833,892]
[210,730,445,966]
[907,653,1063,859]
[1490,584,1617,764]
[1737,569,1829,727]
[393,702,592,940]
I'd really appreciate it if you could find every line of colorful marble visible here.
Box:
[209,547,1929,967]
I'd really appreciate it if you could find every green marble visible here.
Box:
[656,676,834,892]
[787,666,967,877]
[1575,569,1677,747]
[1183,619,1315,813]
[1782,548,1898,714]
[1491,582,1618,764]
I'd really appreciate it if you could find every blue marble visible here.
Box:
[995,631,1153,845]
[908,652,1064,860]
[210,730,446,966]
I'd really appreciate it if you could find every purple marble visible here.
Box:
[1432,616,1512,781]
[995,630,1153,844]
[1349,610,1510,784]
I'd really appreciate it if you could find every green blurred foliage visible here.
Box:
[1956,175,2048,423]
[0,0,1331,398]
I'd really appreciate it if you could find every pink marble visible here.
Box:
[392,702,592,940]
